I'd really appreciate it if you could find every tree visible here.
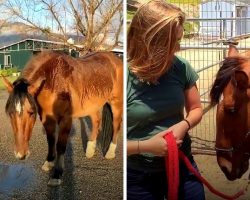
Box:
[2,0,123,53]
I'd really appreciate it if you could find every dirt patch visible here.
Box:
[0,90,123,200]
[194,154,250,200]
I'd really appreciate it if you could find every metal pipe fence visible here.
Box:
[170,0,250,155]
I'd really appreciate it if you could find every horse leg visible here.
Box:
[105,101,122,159]
[41,116,56,172]
[47,117,72,186]
[86,111,101,158]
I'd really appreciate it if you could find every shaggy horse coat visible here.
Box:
[3,51,123,186]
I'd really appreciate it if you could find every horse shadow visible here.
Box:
[79,116,107,156]
[79,117,91,153]
[47,124,76,199]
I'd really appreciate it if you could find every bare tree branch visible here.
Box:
[40,0,66,39]
[2,0,123,54]
[68,0,86,36]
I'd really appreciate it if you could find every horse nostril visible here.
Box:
[221,166,228,173]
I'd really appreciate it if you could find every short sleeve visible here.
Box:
[184,60,199,89]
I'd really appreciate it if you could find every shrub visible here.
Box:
[0,67,18,76]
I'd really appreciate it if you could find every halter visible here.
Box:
[215,130,250,157]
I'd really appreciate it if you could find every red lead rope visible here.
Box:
[164,132,245,200]
[164,132,179,200]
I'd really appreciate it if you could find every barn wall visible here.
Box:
[10,50,33,70]
[0,53,4,67]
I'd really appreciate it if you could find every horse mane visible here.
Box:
[5,78,37,116]
[21,51,116,102]
[210,56,248,106]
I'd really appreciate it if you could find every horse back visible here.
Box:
[24,51,122,118]
[77,52,123,100]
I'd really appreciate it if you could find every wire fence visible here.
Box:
[168,0,250,154]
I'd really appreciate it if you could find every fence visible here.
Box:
[170,0,250,154]
[127,0,250,155]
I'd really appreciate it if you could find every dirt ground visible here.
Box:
[0,90,123,200]
[194,154,250,200]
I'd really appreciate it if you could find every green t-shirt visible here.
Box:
[127,55,198,172]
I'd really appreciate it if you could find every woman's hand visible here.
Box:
[139,131,183,156]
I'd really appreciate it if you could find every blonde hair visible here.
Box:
[128,0,185,84]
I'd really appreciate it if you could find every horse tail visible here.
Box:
[99,103,113,156]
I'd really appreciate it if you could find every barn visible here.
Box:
[0,38,76,70]
[0,38,123,71]
[199,0,250,38]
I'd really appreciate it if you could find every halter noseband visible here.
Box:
[215,130,250,156]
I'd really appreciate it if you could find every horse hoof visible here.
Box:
[105,142,117,159]
[42,161,54,172]
[86,140,96,158]
[47,178,62,186]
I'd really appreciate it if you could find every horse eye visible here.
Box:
[28,111,34,116]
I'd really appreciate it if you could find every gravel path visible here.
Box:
[0,90,123,200]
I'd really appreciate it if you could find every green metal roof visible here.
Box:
[0,38,68,51]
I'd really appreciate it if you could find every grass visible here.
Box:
[0,67,18,77]
[0,76,18,90]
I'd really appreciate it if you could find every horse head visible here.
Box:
[2,76,44,160]
[211,45,250,180]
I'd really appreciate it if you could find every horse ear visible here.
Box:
[1,76,13,93]
[228,45,239,57]
[28,78,45,96]
[235,70,248,90]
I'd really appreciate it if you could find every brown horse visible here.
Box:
[2,51,123,186]
[210,45,250,181]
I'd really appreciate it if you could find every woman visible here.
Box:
[127,1,205,199]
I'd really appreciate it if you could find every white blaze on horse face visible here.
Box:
[15,101,22,114]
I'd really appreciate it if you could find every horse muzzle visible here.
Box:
[219,159,249,181]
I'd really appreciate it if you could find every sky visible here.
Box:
[0,0,123,44]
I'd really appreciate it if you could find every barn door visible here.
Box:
[4,55,11,67]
